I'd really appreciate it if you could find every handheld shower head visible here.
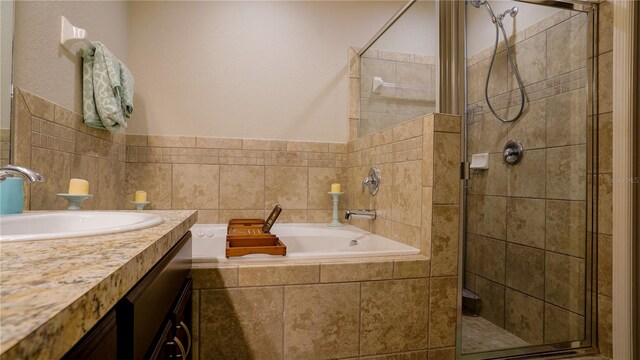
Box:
[468,0,485,8]
[510,6,518,17]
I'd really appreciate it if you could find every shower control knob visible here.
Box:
[503,140,524,165]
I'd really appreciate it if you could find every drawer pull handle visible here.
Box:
[179,320,192,356]
[173,336,186,359]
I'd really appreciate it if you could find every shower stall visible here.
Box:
[357,0,600,358]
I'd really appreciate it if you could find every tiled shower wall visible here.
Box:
[463,4,613,356]
[0,129,9,164]
[11,88,126,210]
[123,135,348,224]
[359,50,437,136]
[346,113,461,276]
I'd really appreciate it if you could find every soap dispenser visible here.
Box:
[0,165,46,215]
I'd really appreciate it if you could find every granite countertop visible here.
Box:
[0,210,198,360]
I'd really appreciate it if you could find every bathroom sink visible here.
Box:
[0,211,164,242]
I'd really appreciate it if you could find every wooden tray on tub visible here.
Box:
[226,218,286,258]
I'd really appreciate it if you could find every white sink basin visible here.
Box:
[0,211,164,242]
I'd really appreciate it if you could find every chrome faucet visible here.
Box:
[0,165,46,183]
[345,209,377,221]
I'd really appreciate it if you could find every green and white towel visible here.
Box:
[82,41,134,132]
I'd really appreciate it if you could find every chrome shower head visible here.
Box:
[468,0,485,8]
[510,6,519,17]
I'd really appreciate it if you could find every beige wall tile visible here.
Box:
[466,194,479,235]
[433,132,460,205]
[546,89,587,147]
[197,210,219,224]
[171,164,219,210]
[431,205,459,277]
[468,113,509,154]
[286,141,329,153]
[475,236,505,284]
[70,155,99,210]
[506,197,545,249]
[30,147,71,210]
[506,243,545,298]
[429,277,457,348]
[428,347,455,360]
[348,78,360,119]
[508,99,546,150]
[238,264,319,286]
[148,135,195,148]
[505,289,544,343]
[284,283,360,359]
[598,51,613,114]
[507,148,546,198]
[200,287,283,359]
[243,139,286,151]
[475,276,505,327]
[307,209,332,223]
[348,47,359,78]
[513,31,547,86]
[124,163,172,209]
[361,279,430,355]
[545,252,585,315]
[598,234,612,297]
[320,261,393,283]
[191,266,238,289]
[219,165,264,209]
[544,303,584,343]
[421,187,433,256]
[126,134,148,146]
[468,154,507,197]
[392,160,422,227]
[219,209,265,223]
[264,166,307,209]
[546,200,586,257]
[371,163,393,218]
[392,222,421,249]
[477,196,507,240]
[308,167,346,209]
[598,2,613,54]
[96,159,124,210]
[328,143,347,153]
[422,115,434,187]
[371,217,393,239]
[546,14,587,78]
[433,114,460,133]
[276,209,308,223]
[196,136,243,149]
[393,118,423,142]
[394,258,430,279]
[546,145,586,201]
[597,294,613,358]
[54,105,84,132]
[20,89,55,121]
[598,112,613,174]
[12,89,31,168]
[598,174,613,235]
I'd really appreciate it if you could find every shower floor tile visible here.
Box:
[462,315,529,353]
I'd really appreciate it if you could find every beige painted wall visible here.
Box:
[13,1,128,115]
[126,1,404,142]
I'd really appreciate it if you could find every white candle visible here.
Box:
[68,178,89,195]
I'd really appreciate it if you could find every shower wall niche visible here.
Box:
[463,2,592,354]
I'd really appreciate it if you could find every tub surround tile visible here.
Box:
[238,264,319,287]
[148,135,195,148]
[124,163,172,209]
[265,166,308,209]
[320,261,393,283]
[428,277,457,348]
[361,279,430,355]
[392,160,422,227]
[171,164,219,210]
[219,165,265,209]
[200,286,284,360]
[391,222,421,249]
[0,211,197,360]
[308,167,348,209]
[20,89,55,122]
[283,283,360,359]
[433,132,460,205]
[191,265,239,289]
[243,139,287,151]
[430,205,459,277]
[126,134,148,147]
[393,258,430,279]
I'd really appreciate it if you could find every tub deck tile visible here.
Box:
[238,263,320,286]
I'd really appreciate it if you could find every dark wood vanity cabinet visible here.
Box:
[63,231,193,360]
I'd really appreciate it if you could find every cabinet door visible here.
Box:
[62,310,117,360]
